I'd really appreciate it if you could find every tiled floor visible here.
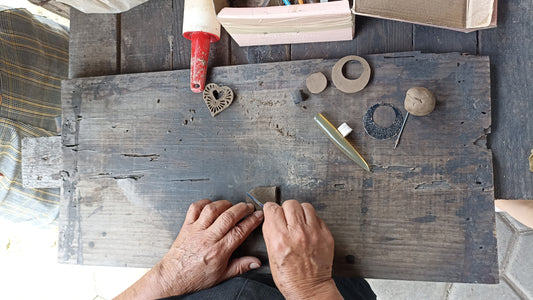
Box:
[2,211,532,300]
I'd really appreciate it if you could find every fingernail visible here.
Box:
[247,203,254,210]
[264,202,278,208]
[249,262,260,269]
[254,210,264,218]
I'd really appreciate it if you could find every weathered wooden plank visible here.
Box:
[169,0,190,70]
[120,0,230,73]
[209,28,232,67]
[479,0,533,199]
[414,25,478,54]
[120,0,176,73]
[354,17,413,55]
[59,52,497,283]
[22,136,62,188]
[230,40,290,65]
[68,8,118,78]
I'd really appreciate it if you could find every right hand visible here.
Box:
[262,200,342,300]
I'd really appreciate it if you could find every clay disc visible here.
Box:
[332,55,371,94]
[306,72,328,94]
[363,103,404,140]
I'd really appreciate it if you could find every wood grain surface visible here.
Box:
[67,0,533,199]
[68,9,118,79]
[60,52,497,283]
[22,136,62,188]
[479,0,533,199]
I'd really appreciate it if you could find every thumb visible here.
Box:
[223,256,261,280]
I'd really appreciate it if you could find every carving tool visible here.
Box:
[394,87,436,149]
[393,112,409,149]
[314,113,370,172]
[246,192,264,208]
[246,187,279,210]
[183,0,221,93]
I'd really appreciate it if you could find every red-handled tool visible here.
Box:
[183,0,221,93]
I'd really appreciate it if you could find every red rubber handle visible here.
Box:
[186,31,215,93]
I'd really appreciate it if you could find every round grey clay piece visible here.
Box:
[363,103,404,140]
[404,87,436,116]
[306,72,328,94]
[332,55,371,94]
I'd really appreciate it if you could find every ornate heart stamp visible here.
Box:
[202,83,234,117]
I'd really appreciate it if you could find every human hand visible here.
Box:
[134,199,264,298]
[262,200,342,300]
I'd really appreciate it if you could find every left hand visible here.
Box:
[154,199,264,297]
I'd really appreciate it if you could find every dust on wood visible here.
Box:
[68,8,118,78]
[22,136,62,188]
[479,0,533,199]
[60,52,497,283]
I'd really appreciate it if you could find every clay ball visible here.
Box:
[404,87,436,116]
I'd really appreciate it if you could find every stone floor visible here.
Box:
[1,211,532,300]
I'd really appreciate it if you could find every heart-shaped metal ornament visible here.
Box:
[202,83,234,117]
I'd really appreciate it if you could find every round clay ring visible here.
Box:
[332,55,371,94]
[363,103,404,140]
[306,72,328,94]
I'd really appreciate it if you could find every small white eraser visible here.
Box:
[338,122,352,137]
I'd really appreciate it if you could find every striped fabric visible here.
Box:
[0,7,68,132]
[0,118,59,226]
[0,8,68,227]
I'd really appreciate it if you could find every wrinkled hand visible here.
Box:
[263,200,342,300]
[154,199,264,297]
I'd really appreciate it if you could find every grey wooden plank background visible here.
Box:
[60,52,497,283]
[68,9,118,78]
[22,136,63,188]
[478,0,533,199]
[67,0,532,199]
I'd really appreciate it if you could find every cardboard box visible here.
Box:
[218,0,497,47]
[352,0,497,32]
[217,0,354,47]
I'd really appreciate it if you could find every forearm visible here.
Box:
[114,262,184,300]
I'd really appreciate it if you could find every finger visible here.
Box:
[318,216,331,232]
[184,199,212,224]
[282,199,306,225]
[301,202,320,227]
[219,210,264,251]
[318,217,335,247]
[209,202,255,239]
[262,202,287,233]
[195,200,233,229]
[223,256,261,280]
